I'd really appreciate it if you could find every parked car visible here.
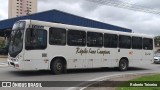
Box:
[154,53,160,64]
[0,45,8,55]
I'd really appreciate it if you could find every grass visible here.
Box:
[116,74,160,90]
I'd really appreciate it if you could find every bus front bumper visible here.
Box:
[7,58,22,70]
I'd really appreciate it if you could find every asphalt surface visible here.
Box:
[0,58,160,90]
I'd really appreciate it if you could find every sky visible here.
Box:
[0,0,160,36]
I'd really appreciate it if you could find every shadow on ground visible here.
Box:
[8,67,150,76]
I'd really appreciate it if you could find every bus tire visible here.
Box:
[119,59,128,71]
[50,58,64,75]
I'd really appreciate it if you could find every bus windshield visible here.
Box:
[9,21,26,57]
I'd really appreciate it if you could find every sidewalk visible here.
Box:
[0,55,7,63]
[0,55,7,58]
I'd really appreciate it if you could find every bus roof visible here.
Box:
[23,19,153,38]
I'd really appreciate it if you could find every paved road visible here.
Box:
[0,58,160,90]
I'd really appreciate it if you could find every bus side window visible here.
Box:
[67,30,86,46]
[25,28,47,50]
[104,33,118,48]
[132,36,142,49]
[119,35,131,49]
[87,32,103,47]
[49,27,66,45]
[143,38,153,50]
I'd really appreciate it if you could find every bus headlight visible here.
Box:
[16,54,22,61]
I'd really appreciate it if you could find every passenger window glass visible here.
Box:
[143,38,153,50]
[87,32,103,47]
[49,27,66,45]
[104,33,117,48]
[67,30,86,46]
[25,28,47,50]
[132,37,142,49]
[119,35,131,49]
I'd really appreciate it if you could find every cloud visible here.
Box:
[79,0,160,35]
[23,0,160,35]
[0,0,8,19]
[134,0,160,9]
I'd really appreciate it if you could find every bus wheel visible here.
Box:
[119,59,128,71]
[50,58,64,74]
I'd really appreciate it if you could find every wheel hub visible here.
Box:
[56,63,62,71]
[121,62,126,69]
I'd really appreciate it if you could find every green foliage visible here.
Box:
[131,74,160,81]
[154,36,160,47]
[0,37,5,48]
[116,74,160,90]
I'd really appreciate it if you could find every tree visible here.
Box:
[154,36,160,47]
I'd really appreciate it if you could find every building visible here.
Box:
[8,0,37,18]
[0,9,131,37]
[0,9,132,46]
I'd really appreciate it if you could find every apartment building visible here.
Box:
[8,0,37,18]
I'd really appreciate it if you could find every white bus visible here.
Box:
[8,20,154,74]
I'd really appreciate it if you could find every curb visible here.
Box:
[0,57,7,58]
[0,56,7,59]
